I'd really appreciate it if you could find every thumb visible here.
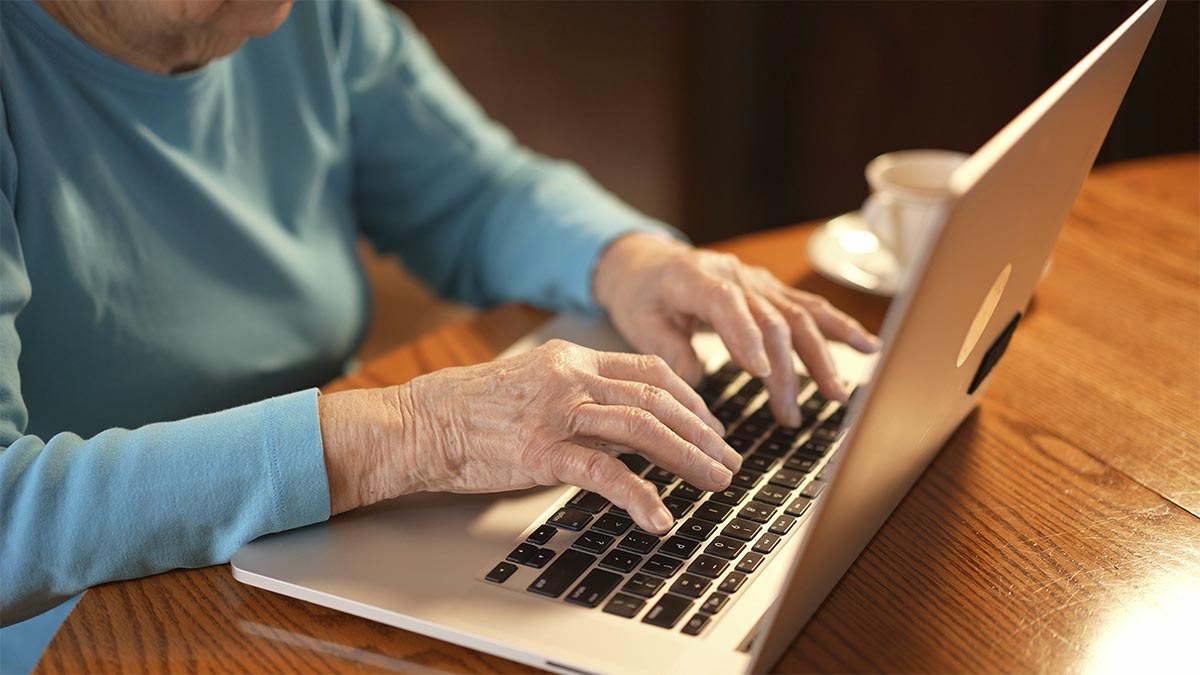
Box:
[646,321,705,387]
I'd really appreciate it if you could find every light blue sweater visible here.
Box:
[0,0,667,669]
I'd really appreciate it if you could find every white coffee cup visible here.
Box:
[861,149,969,273]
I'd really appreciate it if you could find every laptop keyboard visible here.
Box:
[481,361,853,637]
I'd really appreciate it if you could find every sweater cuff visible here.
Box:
[260,388,330,532]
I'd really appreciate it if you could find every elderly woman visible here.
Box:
[0,0,879,670]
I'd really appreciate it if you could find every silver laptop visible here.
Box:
[232,2,1164,672]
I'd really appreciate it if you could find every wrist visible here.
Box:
[318,384,427,515]
[593,231,688,313]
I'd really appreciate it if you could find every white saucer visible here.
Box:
[808,211,903,297]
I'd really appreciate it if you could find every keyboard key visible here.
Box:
[506,543,537,564]
[681,613,710,636]
[659,535,701,559]
[811,426,843,444]
[565,568,623,608]
[800,481,826,499]
[769,515,797,535]
[738,502,776,524]
[642,594,693,629]
[485,562,518,584]
[704,536,745,560]
[801,393,827,416]
[769,427,803,443]
[730,469,763,490]
[736,378,765,398]
[622,572,665,598]
[662,496,694,520]
[756,439,791,457]
[593,512,633,536]
[755,485,789,506]
[753,533,781,554]
[669,573,712,599]
[727,435,757,454]
[694,501,733,523]
[709,487,748,506]
[527,549,596,598]
[548,508,592,531]
[526,525,557,545]
[743,454,778,473]
[736,552,765,574]
[784,455,817,472]
[687,554,729,579]
[797,440,831,458]
[641,554,685,578]
[721,518,761,541]
[568,490,610,514]
[670,483,704,502]
[573,531,615,554]
[599,550,642,573]
[769,469,806,489]
[645,467,676,484]
[603,593,646,618]
[785,497,813,518]
[700,592,729,614]
[676,518,718,541]
[715,405,743,425]
[617,530,660,554]
[618,454,651,474]
[529,548,555,568]
[735,419,769,438]
[718,572,748,594]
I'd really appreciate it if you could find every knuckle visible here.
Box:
[761,312,790,339]
[639,382,667,408]
[581,451,617,485]
[623,408,657,435]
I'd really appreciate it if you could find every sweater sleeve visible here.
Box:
[0,106,331,625]
[331,0,680,313]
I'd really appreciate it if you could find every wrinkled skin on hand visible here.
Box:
[320,234,880,532]
[594,233,881,427]
[320,340,740,533]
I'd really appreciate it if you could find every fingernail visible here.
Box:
[788,408,802,428]
[714,420,727,436]
[709,465,732,488]
[651,506,674,532]
[751,353,771,378]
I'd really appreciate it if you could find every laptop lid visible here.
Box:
[747,0,1165,669]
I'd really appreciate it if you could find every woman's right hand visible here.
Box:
[317,339,742,534]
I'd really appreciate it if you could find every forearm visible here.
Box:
[0,390,328,624]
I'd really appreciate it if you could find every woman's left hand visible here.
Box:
[593,233,882,427]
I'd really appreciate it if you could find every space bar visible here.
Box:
[527,549,596,598]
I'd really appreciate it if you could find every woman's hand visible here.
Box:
[593,233,881,427]
[318,340,741,533]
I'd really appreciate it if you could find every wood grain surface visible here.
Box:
[36,155,1200,674]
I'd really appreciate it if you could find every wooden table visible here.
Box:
[37,155,1200,674]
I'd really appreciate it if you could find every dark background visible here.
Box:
[397,1,1198,245]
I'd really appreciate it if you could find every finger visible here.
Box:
[780,302,850,402]
[744,293,802,427]
[628,318,706,387]
[784,289,881,353]
[543,442,674,533]
[665,271,771,378]
[598,352,722,435]
[586,374,740,472]
[569,403,733,492]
